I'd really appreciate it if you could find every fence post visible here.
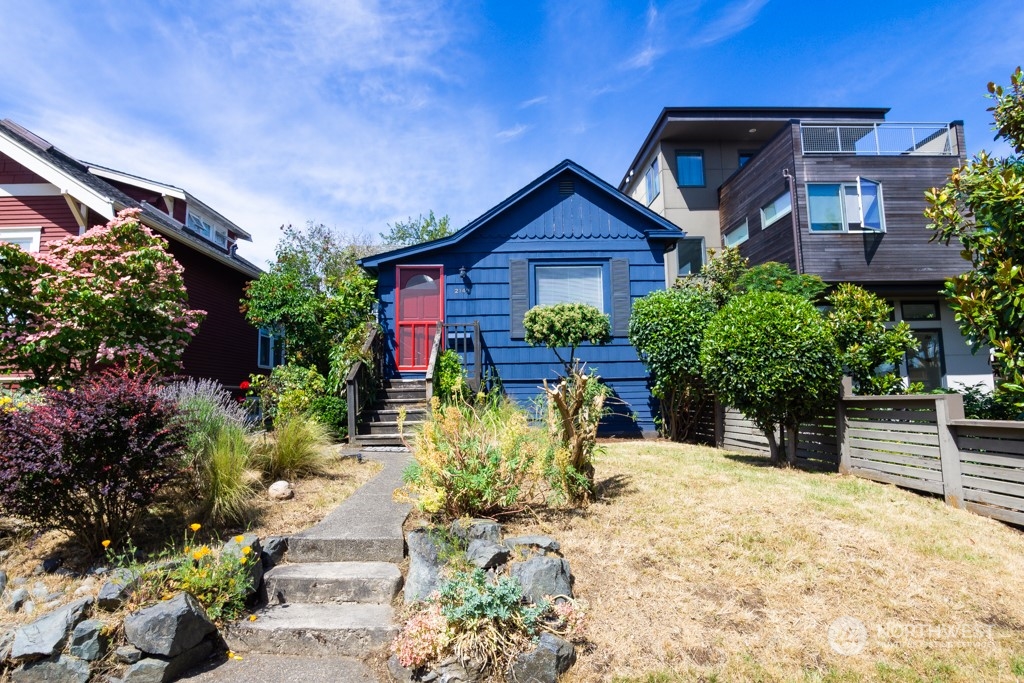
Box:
[836,377,853,474]
[935,393,965,509]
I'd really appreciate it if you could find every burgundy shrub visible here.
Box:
[0,369,186,551]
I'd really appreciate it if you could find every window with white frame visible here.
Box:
[258,327,285,369]
[724,220,749,247]
[807,178,885,232]
[535,264,605,311]
[760,190,792,228]
[676,151,705,187]
[0,227,42,252]
[644,158,660,205]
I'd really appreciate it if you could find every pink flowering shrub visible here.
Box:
[0,208,205,388]
[0,369,186,551]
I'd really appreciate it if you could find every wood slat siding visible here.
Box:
[952,421,1024,526]
[718,123,969,284]
[721,407,838,468]
[844,400,943,491]
[375,172,669,435]
[718,125,799,270]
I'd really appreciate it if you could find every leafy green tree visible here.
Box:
[926,67,1024,404]
[736,261,828,301]
[701,291,842,467]
[825,284,918,395]
[629,288,717,440]
[0,208,204,388]
[242,222,376,378]
[381,210,454,247]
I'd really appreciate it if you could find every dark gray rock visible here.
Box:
[7,588,29,613]
[122,638,215,683]
[510,556,573,604]
[97,568,139,611]
[0,569,7,596]
[503,535,562,554]
[405,528,443,603]
[510,634,575,683]
[450,518,500,545]
[465,540,510,569]
[386,653,414,682]
[222,533,263,597]
[115,645,144,664]
[69,618,106,661]
[261,536,288,568]
[11,655,91,683]
[123,592,216,657]
[11,596,92,659]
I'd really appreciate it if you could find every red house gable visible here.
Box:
[0,119,265,388]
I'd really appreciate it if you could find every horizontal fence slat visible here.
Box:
[962,475,1024,499]
[962,487,1024,513]
[849,448,940,470]
[847,427,939,446]
[849,457,944,482]
[848,467,945,494]
[960,462,1024,484]
[964,501,1024,526]
[955,435,1024,457]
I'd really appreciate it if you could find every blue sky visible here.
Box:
[1,0,1021,265]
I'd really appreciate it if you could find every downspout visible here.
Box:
[783,168,803,274]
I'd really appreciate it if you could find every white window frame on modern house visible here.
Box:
[534,264,606,311]
[258,327,285,370]
[807,177,886,233]
[0,226,42,252]
[724,219,749,247]
[760,190,792,228]
[675,150,705,187]
[644,158,660,205]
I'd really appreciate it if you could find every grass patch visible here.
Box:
[502,440,1024,682]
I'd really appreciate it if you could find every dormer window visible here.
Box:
[186,210,230,249]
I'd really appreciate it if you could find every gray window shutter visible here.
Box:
[611,258,631,337]
[509,259,528,339]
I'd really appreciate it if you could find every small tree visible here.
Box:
[523,303,611,503]
[381,210,454,247]
[825,284,918,395]
[242,222,376,378]
[0,208,204,388]
[701,291,842,466]
[629,287,717,440]
[926,67,1024,404]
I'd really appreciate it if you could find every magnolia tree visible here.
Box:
[0,208,204,387]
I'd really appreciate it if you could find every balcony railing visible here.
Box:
[800,122,957,156]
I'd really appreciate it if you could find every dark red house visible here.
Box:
[0,119,268,388]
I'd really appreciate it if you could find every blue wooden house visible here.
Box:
[355,160,684,441]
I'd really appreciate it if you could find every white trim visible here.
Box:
[0,131,115,219]
[0,183,60,197]
[0,226,42,252]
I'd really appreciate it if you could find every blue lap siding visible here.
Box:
[362,161,683,435]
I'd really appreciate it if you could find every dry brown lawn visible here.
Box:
[503,440,1024,683]
[0,446,380,630]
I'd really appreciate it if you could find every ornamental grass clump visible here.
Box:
[392,568,587,675]
[399,397,543,519]
[0,369,185,552]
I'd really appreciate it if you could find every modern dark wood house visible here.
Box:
[355,160,685,442]
[0,118,267,388]
[619,108,991,392]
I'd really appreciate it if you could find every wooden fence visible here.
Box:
[718,382,1024,526]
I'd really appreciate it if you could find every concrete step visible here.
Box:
[224,603,397,657]
[264,562,402,605]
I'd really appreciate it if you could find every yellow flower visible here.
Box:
[234,535,245,543]
[101,540,111,549]
[189,523,202,532]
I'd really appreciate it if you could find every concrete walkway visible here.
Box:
[185,450,411,682]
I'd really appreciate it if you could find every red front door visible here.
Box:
[396,266,443,371]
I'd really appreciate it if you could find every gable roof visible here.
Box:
[359,159,684,271]
[0,119,261,278]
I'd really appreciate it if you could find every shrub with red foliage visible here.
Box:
[0,369,186,551]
